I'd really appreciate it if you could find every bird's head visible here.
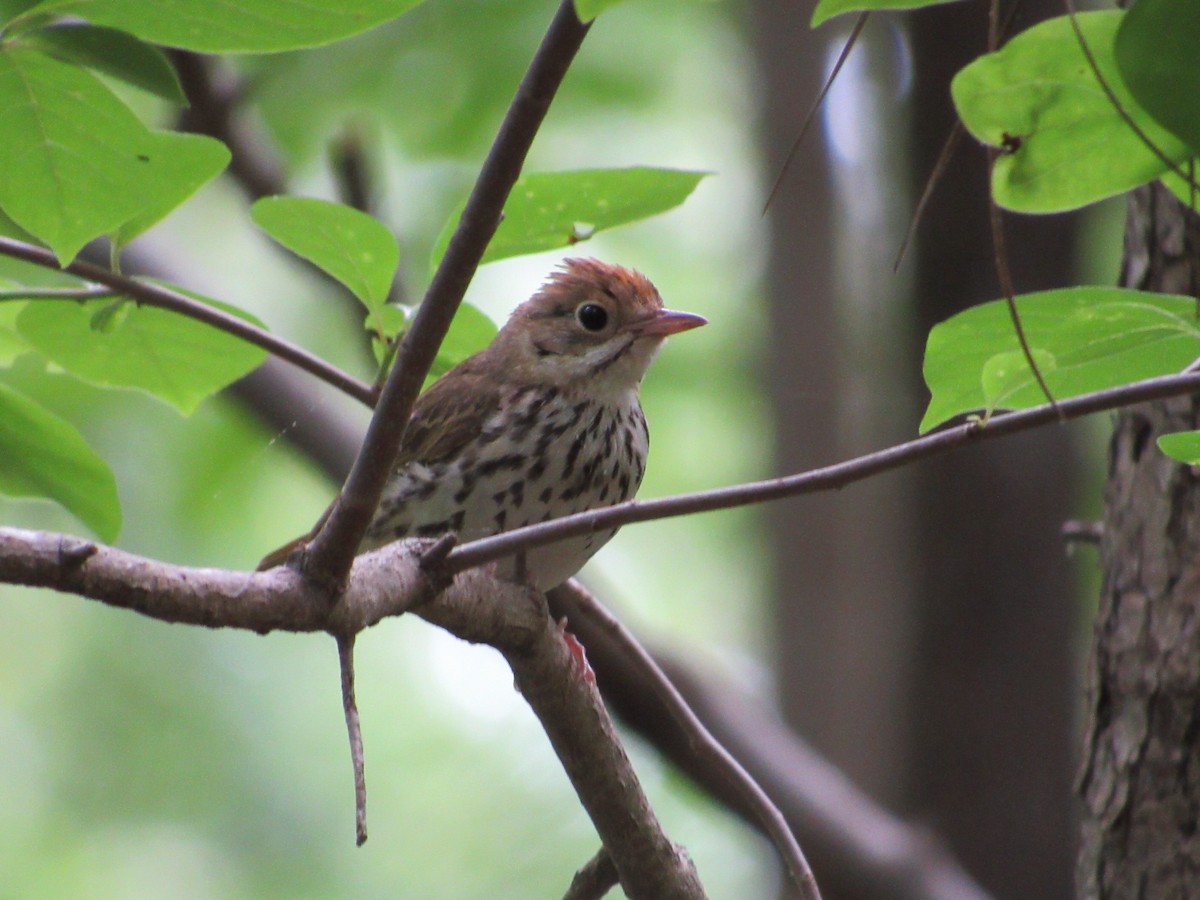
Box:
[493,258,706,396]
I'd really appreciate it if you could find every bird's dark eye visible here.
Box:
[576,302,609,332]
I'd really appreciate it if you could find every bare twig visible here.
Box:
[0,236,375,405]
[336,633,368,846]
[569,588,821,899]
[987,161,1060,415]
[894,0,1027,274]
[893,122,965,273]
[301,0,591,585]
[762,12,868,215]
[443,369,1200,576]
[0,285,116,301]
[985,0,1058,416]
[564,848,619,900]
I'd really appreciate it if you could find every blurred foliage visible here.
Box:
[0,0,776,896]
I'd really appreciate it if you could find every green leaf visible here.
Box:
[16,294,268,414]
[811,0,964,27]
[921,287,1200,432]
[113,131,230,247]
[0,301,30,365]
[0,206,38,244]
[19,22,186,103]
[572,0,628,19]
[1161,162,1200,211]
[0,47,166,263]
[251,196,398,331]
[432,167,708,270]
[952,11,1192,213]
[430,302,497,379]
[1158,431,1200,465]
[17,0,426,53]
[980,347,1056,415]
[0,380,121,540]
[1115,0,1200,155]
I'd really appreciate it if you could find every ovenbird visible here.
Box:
[260,257,705,589]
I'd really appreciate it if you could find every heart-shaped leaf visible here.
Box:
[922,287,1200,432]
[431,167,707,270]
[952,11,1191,212]
[16,0,426,53]
[16,293,267,414]
[252,196,399,333]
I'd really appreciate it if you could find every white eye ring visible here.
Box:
[575,302,610,332]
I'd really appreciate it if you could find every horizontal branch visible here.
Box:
[0,524,702,898]
[0,526,430,633]
[442,369,1200,575]
[0,236,375,406]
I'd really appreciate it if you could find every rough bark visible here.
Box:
[1077,184,1200,897]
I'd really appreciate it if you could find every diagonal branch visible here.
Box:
[301,0,592,586]
[564,585,820,899]
[442,369,1200,576]
[416,581,706,897]
[0,236,374,405]
[549,583,991,900]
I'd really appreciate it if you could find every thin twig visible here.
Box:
[0,236,375,405]
[563,848,619,900]
[987,155,1060,415]
[301,0,591,585]
[442,369,1200,576]
[0,285,116,301]
[893,122,965,273]
[984,0,1057,416]
[336,633,368,846]
[762,13,868,215]
[894,0,1024,274]
[573,590,821,899]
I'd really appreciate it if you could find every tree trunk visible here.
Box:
[1077,184,1200,896]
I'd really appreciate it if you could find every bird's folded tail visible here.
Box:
[256,504,334,571]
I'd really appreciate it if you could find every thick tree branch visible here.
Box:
[0,527,429,632]
[0,526,702,898]
[417,585,706,898]
[0,236,375,405]
[563,585,819,899]
[301,0,591,584]
[442,369,1200,576]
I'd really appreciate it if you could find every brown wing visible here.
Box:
[256,360,504,570]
